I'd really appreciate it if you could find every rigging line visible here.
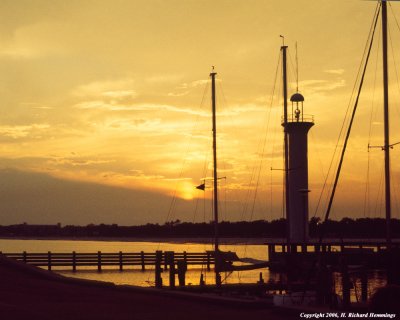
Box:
[296,42,299,92]
[322,1,382,209]
[388,24,400,122]
[216,81,229,222]
[319,3,381,242]
[193,137,212,227]
[389,2,400,34]
[268,53,283,218]
[364,129,372,218]
[282,134,286,219]
[392,173,400,219]
[249,49,282,223]
[373,164,384,218]
[316,2,381,219]
[314,3,380,217]
[164,80,210,225]
[288,50,297,91]
[216,77,251,224]
[393,173,400,219]
[313,134,339,218]
[308,131,326,219]
[239,50,283,258]
[364,26,380,218]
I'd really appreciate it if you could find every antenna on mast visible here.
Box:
[280,35,285,46]
[296,41,299,92]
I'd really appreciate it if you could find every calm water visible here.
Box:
[0,238,387,302]
[0,238,271,287]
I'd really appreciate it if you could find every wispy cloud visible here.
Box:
[102,90,137,99]
[0,124,50,139]
[324,69,345,75]
[167,79,210,97]
[73,79,136,98]
[297,79,346,93]
[74,101,209,117]
[48,157,115,167]
[145,74,184,84]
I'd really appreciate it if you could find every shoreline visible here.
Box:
[1,236,399,245]
[0,236,272,245]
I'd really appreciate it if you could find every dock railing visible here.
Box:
[0,251,216,272]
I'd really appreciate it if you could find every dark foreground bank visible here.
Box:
[0,255,297,320]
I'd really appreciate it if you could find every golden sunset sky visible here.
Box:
[1,0,400,225]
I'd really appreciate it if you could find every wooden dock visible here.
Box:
[267,240,400,268]
[0,251,216,272]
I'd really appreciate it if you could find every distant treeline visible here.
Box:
[1,217,400,239]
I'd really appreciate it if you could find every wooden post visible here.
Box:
[183,251,187,263]
[200,273,205,286]
[206,252,211,271]
[177,260,187,287]
[119,251,123,271]
[23,251,27,263]
[155,250,163,288]
[97,251,102,272]
[361,269,368,302]
[316,260,332,306]
[164,252,170,271]
[47,251,52,271]
[165,251,175,289]
[141,251,145,271]
[257,272,264,285]
[72,251,76,272]
[340,258,350,309]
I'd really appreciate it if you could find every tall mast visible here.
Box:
[281,45,290,246]
[381,0,391,246]
[210,69,221,286]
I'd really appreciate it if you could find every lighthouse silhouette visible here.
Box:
[282,92,314,243]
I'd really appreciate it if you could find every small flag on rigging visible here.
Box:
[196,183,205,191]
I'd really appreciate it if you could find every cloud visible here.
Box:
[74,100,209,117]
[0,168,176,225]
[48,157,115,167]
[324,69,345,75]
[168,91,190,97]
[145,74,184,84]
[297,79,346,93]
[0,124,50,140]
[0,22,73,59]
[102,90,137,99]
[167,79,210,97]
[73,79,137,98]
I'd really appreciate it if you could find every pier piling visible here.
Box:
[177,260,187,287]
[47,251,52,271]
[155,250,163,289]
[97,251,102,272]
[119,251,123,271]
[72,251,76,272]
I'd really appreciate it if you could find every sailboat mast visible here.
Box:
[381,0,392,246]
[210,70,219,253]
[281,45,290,246]
[210,70,221,286]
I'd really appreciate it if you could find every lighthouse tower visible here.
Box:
[282,93,314,243]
